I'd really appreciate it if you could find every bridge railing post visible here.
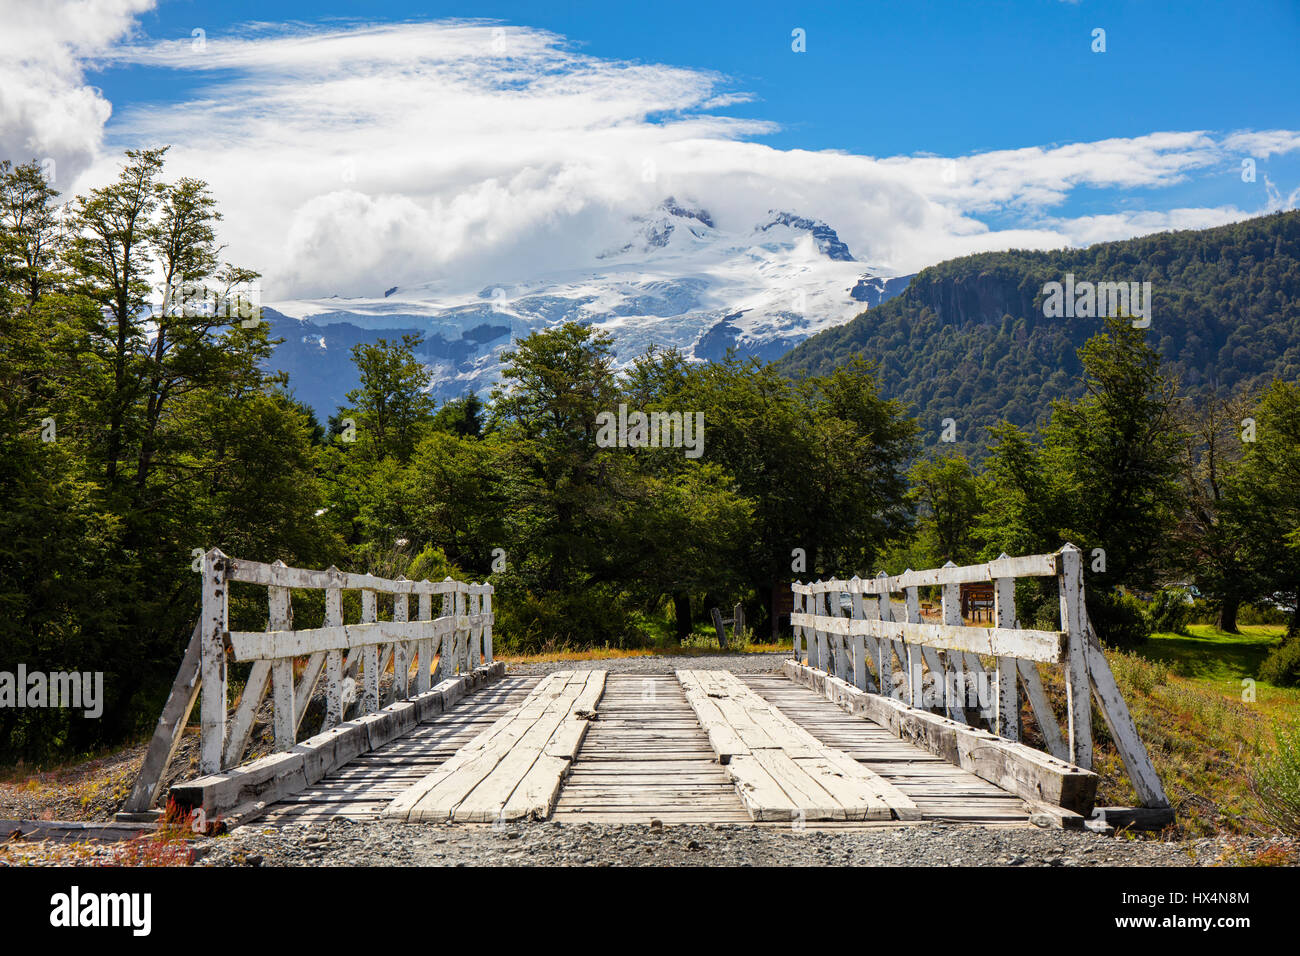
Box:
[394,581,411,699]
[482,590,493,663]
[199,548,229,775]
[324,573,344,728]
[416,587,433,693]
[455,585,468,675]
[468,588,481,670]
[361,582,379,714]
[876,572,896,700]
[789,585,801,663]
[993,561,1020,742]
[902,583,922,706]
[269,580,295,753]
[1057,543,1092,770]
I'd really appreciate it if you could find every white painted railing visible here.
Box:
[198,550,493,775]
[791,544,1169,812]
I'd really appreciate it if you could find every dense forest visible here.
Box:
[779,211,1300,456]
[2,151,1299,765]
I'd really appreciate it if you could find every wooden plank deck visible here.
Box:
[678,670,919,822]
[742,674,1031,826]
[551,674,753,825]
[255,674,539,826]
[385,670,606,822]
[251,668,1032,829]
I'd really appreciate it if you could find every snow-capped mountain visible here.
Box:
[265,198,912,416]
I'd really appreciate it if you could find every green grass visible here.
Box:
[1140,623,1299,722]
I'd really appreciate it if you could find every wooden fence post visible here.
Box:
[416,588,432,693]
[876,572,895,697]
[199,549,229,775]
[1057,543,1092,770]
[361,584,379,713]
[439,580,454,680]
[393,580,410,699]
[324,575,344,728]
[710,607,729,649]
[482,589,493,663]
[993,564,1020,742]
[903,582,923,706]
[455,586,468,674]
[939,566,968,723]
[849,577,869,691]
[811,584,825,670]
[269,581,296,752]
[790,586,803,662]
[828,586,846,678]
[468,589,482,669]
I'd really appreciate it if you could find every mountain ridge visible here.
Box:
[776,210,1300,454]
[267,198,912,416]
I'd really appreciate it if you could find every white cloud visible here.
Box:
[1223,130,1300,159]
[10,14,1296,296]
[0,0,156,188]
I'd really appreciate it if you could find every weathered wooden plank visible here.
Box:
[678,670,925,822]
[122,622,203,812]
[794,553,1058,596]
[171,663,505,823]
[227,616,469,661]
[784,660,1098,814]
[386,670,607,823]
[788,613,1065,663]
[1015,659,1067,760]
[200,549,229,775]
[225,556,476,594]
[1057,544,1092,769]
[993,570,1020,742]
[1083,619,1169,808]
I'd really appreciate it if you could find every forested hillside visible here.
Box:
[778,211,1300,453]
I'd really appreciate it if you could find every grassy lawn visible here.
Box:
[1140,623,1299,722]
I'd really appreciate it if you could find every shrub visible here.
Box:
[494,583,644,654]
[1260,638,1300,688]
[1250,721,1300,836]
[1239,603,1291,626]
[1146,588,1191,635]
[1088,590,1151,647]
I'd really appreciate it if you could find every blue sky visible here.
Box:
[96,0,1300,152]
[7,1,1297,296]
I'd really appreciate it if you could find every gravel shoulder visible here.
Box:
[193,817,1293,867]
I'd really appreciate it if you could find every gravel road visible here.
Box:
[196,817,1290,867]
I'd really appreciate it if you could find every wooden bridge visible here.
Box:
[124,546,1172,833]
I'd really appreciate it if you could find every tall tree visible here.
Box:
[975,318,1184,643]
[910,452,981,566]
[341,333,435,462]
[1043,316,1184,597]
[1172,387,1255,631]
[1230,380,1300,639]
[66,147,168,489]
[0,159,66,307]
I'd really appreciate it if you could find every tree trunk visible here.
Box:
[672,591,692,642]
[1216,594,1240,634]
